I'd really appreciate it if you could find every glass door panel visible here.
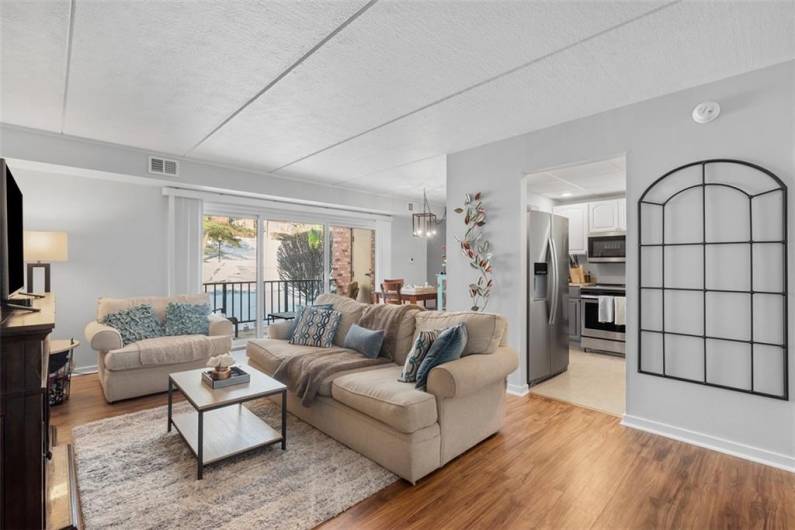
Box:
[328,226,376,302]
[202,215,257,339]
[262,221,325,323]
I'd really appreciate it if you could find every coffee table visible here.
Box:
[167,365,287,479]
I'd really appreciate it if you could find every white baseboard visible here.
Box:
[622,414,795,473]
[507,383,529,397]
[73,364,98,375]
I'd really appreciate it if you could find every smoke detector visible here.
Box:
[148,156,179,176]
[691,101,721,124]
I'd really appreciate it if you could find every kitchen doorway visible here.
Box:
[523,155,628,416]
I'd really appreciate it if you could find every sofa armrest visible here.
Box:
[426,345,519,399]
[208,313,235,337]
[84,321,123,352]
[268,320,292,340]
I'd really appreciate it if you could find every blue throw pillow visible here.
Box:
[414,323,468,389]
[344,324,385,359]
[164,302,210,336]
[102,304,162,347]
[287,304,333,338]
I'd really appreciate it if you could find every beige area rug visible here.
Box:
[72,399,397,529]
[530,348,626,416]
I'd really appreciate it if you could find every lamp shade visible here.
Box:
[24,231,69,262]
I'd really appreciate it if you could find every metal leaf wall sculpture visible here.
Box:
[454,192,493,311]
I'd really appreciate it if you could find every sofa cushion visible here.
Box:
[393,308,423,365]
[314,293,367,346]
[414,311,507,355]
[331,365,438,434]
[246,338,383,397]
[104,334,230,371]
[247,338,332,375]
[97,293,210,323]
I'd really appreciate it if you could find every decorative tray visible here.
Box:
[201,366,250,389]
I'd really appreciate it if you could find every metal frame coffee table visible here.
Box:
[167,365,287,479]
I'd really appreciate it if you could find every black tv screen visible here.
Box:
[3,160,24,297]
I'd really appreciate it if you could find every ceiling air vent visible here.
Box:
[148,156,179,176]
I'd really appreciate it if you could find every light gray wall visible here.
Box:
[390,215,428,285]
[15,168,168,369]
[447,61,794,462]
[14,168,426,370]
[426,220,446,285]
[1,124,416,216]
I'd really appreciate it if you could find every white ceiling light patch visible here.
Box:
[691,101,721,124]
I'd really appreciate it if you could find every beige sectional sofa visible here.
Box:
[246,293,518,483]
[85,294,234,402]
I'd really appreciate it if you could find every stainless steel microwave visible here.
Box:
[587,232,626,262]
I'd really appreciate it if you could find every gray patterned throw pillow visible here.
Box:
[164,302,210,336]
[101,304,162,347]
[398,329,441,383]
[289,306,342,348]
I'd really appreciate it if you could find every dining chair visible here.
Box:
[381,279,404,305]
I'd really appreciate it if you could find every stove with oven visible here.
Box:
[580,283,625,356]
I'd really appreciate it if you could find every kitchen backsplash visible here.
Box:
[581,260,625,284]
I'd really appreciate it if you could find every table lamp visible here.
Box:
[24,231,69,293]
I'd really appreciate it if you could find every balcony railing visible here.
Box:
[203,279,324,326]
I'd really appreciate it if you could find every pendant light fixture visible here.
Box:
[412,189,438,238]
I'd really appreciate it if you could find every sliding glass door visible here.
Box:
[201,205,377,344]
[201,214,258,339]
[262,220,325,321]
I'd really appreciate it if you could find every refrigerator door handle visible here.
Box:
[548,236,558,326]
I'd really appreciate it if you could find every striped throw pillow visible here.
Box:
[398,330,441,383]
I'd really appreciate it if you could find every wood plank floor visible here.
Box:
[51,374,795,529]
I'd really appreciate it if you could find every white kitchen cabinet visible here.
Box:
[589,199,622,233]
[553,203,587,255]
[618,198,626,231]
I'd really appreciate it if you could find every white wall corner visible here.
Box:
[507,383,530,397]
[375,218,393,287]
[621,414,795,473]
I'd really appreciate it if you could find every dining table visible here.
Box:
[374,287,438,308]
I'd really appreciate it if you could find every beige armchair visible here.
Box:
[85,294,234,402]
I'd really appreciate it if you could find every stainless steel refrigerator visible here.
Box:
[527,210,569,385]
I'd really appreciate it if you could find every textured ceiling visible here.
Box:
[1,1,793,201]
[527,157,626,200]
[64,0,368,154]
[0,0,70,130]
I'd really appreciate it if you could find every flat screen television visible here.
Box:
[1,158,25,318]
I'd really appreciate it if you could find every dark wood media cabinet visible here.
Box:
[1,295,80,529]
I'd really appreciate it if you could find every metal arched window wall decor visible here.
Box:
[638,159,788,400]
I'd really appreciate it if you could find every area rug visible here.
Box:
[72,399,397,529]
